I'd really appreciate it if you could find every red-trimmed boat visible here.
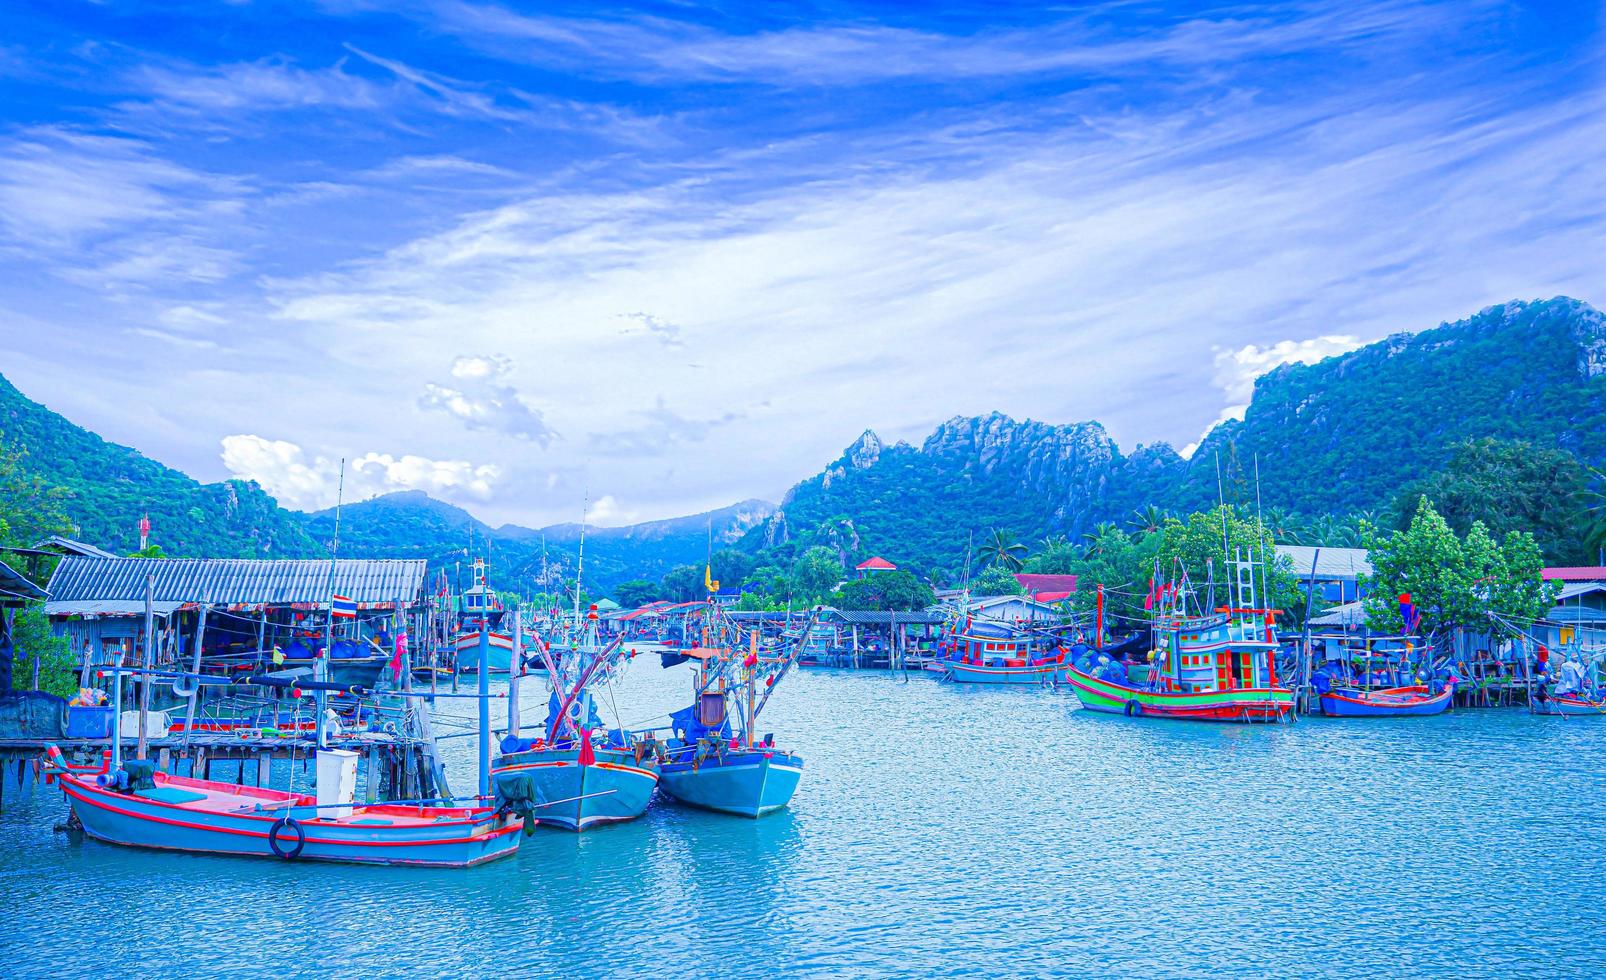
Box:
[44,747,524,867]
[1067,607,1294,723]
[1318,683,1453,717]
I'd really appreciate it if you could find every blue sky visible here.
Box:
[1,1,1602,527]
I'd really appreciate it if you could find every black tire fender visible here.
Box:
[268,816,306,860]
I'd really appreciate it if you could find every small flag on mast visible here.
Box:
[331,595,358,619]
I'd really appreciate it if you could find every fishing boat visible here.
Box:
[1067,550,1294,723]
[45,747,523,867]
[934,614,1063,685]
[655,603,808,817]
[1532,652,1606,715]
[492,605,660,831]
[455,629,514,674]
[454,558,513,674]
[1317,683,1453,717]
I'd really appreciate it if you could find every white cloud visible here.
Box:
[417,354,555,443]
[221,434,502,509]
[1179,335,1365,456]
[584,494,638,526]
[130,59,386,112]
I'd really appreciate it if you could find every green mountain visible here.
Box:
[6,296,1604,588]
[0,374,321,558]
[750,297,1606,573]
[302,492,773,593]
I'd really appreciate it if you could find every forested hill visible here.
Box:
[301,492,773,592]
[749,297,1606,575]
[0,374,321,558]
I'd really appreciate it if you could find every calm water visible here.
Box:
[4,661,1604,979]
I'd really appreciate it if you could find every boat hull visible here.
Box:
[455,631,514,674]
[945,661,1063,685]
[1319,685,1452,718]
[1065,667,1293,723]
[659,749,803,818]
[491,747,658,831]
[1533,694,1606,716]
[57,773,520,867]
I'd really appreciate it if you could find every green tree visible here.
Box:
[829,570,935,611]
[709,548,754,589]
[660,564,705,602]
[789,546,843,604]
[1128,505,1168,535]
[1023,539,1080,575]
[1392,438,1589,562]
[1154,505,1300,615]
[614,579,661,607]
[1079,522,1128,560]
[0,442,76,697]
[1363,497,1559,636]
[977,527,1027,570]
[973,565,1025,595]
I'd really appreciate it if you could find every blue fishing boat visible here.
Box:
[1317,683,1453,717]
[940,619,1061,685]
[492,605,660,831]
[656,601,809,817]
[46,747,522,867]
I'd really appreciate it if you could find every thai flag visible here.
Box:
[1398,593,1420,633]
[331,594,358,619]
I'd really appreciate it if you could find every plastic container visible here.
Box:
[66,706,114,739]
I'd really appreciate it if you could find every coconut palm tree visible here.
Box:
[1128,504,1168,536]
[1080,522,1127,559]
[1260,506,1308,545]
[1573,466,1606,564]
[978,527,1028,570]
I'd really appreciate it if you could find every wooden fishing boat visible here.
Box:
[492,738,659,831]
[1318,683,1453,717]
[659,742,804,818]
[45,747,523,867]
[454,629,513,674]
[492,606,659,831]
[1068,608,1294,724]
[656,612,812,818]
[1532,693,1606,716]
[940,622,1060,685]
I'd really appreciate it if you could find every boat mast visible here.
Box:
[318,458,345,751]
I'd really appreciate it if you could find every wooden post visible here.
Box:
[181,601,210,751]
[258,755,271,787]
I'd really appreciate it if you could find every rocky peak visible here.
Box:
[843,430,883,469]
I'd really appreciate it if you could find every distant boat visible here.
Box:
[454,630,514,674]
[1532,692,1606,715]
[45,747,523,867]
[1318,683,1453,717]
[939,620,1061,685]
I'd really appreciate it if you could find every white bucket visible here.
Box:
[316,749,359,819]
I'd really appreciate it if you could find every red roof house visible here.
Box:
[855,556,897,576]
[1013,573,1078,601]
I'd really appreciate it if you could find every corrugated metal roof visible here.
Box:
[1,559,47,605]
[823,609,946,625]
[1277,545,1374,581]
[45,599,185,618]
[37,535,120,559]
[1308,600,1367,627]
[46,558,428,606]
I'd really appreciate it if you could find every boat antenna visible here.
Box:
[574,491,587,635]
[319,457,346,751]
[1253,452,1268,614]
[1214,451,1232,610]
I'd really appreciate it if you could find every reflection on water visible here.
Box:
[4,661,1606,978]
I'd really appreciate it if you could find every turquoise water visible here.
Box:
[4,662,1605,978]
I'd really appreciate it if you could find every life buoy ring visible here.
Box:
[268,817,305,859]
[1124,700,1143,717]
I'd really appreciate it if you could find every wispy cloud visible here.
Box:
[417,354,556,444]
[129,58,386,112]
[419,0,1461,85]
